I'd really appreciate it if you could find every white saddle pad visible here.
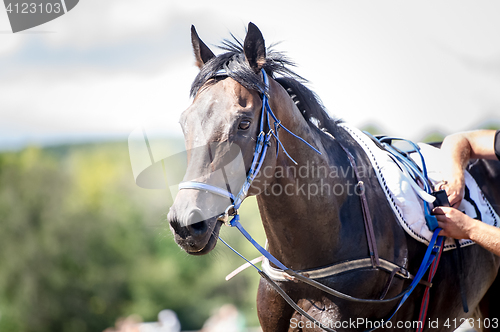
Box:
[339,123,500,251]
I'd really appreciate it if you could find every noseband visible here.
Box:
[178,69,444,332]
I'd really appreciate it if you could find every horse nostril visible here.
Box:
[169,209,210,238]
[186,210,208,236]
[187,209,204,226]
[189,220,208,235]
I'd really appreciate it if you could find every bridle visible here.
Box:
[179,68,321,219]
[178,69,444,332]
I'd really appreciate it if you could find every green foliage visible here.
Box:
[420,131,445,144]
[359,124,385,136]
[0,142,265,332]
[479,122,500,130]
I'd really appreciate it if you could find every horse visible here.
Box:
[167,22,500,331]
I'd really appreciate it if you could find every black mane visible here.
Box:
[190,37,341,135]
[274,76,342,135]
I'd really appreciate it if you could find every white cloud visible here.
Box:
[0,58,196,136]
[1,0,500,150]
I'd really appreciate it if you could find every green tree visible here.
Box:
[0,142,263,332]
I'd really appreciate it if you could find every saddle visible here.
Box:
[340,123,500,251]
[341,123,494,314]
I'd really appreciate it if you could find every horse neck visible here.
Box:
[255,79,366,270]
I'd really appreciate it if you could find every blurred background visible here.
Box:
[1,1,499,331]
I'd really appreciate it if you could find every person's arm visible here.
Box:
[438,130,497,207]
[433,206,500,256]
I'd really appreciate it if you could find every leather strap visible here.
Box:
[258,271,337,332]
[454,239,469,313]
[338,141,380,268]
[262,257,410,282]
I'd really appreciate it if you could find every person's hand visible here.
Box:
[435,174,465,208]
[432,206,477,239]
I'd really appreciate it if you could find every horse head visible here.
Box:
[167,23,279,255]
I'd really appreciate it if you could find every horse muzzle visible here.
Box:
[168,205,224,255]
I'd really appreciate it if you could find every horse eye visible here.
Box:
[238,120,251,130]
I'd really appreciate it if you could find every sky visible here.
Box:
[1,0,500,150]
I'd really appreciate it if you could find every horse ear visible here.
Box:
[244,22,266,73]
[191,25,215,69]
